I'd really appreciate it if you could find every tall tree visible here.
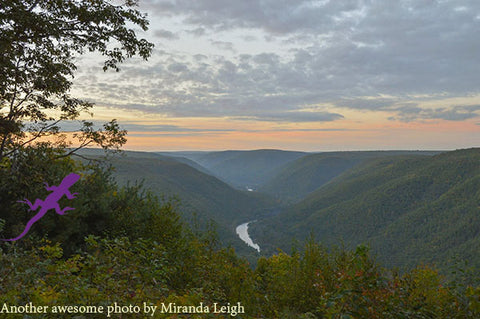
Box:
[0,0,154,160]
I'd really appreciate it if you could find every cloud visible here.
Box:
[119,123,234,132]
[336,98,399,111]
[277,128,357,132]
[45,120,235,133]
[146,0,480,93]
[233,111,343,123]
[72,0,480,125]
[76,47,480,124]
[185,27,206,36]
[210,40,236,52]
[389,105,480,122]
[153,29,179,40]
[127,132,226,137]
[146,0,366,35]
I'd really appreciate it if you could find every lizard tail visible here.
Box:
[1,217,39,242]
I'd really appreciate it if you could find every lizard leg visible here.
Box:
[65,190,78,199]
[17,198,43,211]
[56,204,75,215]
[44,183,57,192]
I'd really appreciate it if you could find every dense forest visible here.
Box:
[258,151,440,203]
[251,148,480,273]
[1,149,480,318]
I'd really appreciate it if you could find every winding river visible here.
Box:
[236,221,261,252]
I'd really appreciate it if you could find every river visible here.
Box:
[235,221,261,252]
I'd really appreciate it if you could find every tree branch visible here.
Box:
[2,119,62,157]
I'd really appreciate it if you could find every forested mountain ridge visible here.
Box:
[77,148,212,175]
[260,150,440,203]
[251,148,480,271]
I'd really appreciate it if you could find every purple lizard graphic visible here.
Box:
[1,173,80,241]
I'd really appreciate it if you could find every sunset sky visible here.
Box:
[71,0,479,151]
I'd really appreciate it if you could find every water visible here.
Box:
[236,221,261,252]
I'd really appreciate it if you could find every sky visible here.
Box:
[71,0,480,151]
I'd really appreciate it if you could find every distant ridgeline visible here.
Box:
[78,148,480,272]
[158,149,307,189]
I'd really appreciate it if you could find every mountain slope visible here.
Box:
[260,151,440,203]
[78,150,275,251]
[185,149,307,189]
[77,148,210,174]
[252,148,480,270]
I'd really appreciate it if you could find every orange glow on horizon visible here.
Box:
[31,107,480,152]
[122,118,479,152]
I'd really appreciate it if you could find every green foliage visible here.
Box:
[0,147,187,256]
[0,237,170,312]
[2,236,479,318]
[0,148,479,318]
[0,146,82,244]
[252,241,480,318]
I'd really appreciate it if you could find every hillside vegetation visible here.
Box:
[260,151,439,203]
[99,151,276,251]
[252,148,480,272]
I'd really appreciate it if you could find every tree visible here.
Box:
[0,0,154,161]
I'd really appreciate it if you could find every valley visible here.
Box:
[79,147,480,273]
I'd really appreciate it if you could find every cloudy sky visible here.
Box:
[72,0,480,151]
